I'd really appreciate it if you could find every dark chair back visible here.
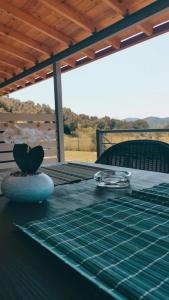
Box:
[96,139,169,173]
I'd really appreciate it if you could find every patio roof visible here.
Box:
[0,0,169,96]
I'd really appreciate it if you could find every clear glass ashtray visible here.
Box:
[94,170,131,189]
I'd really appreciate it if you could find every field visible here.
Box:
[65,151,96,162]
[64,129,169,163]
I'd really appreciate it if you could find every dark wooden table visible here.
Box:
[1,162,169,300]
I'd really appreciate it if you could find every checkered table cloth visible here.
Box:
[17,184,169,300]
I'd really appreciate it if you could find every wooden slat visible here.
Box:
[0,58,24,70]
[0,63,18,75]
[0,70,12,77]
[0,43,36,64]
[0,140,57,151]
[0,159,57,169]
[43,157,57,164]
[0,122,56,131]
[102,0,126,15]
[0,143,13,151]
[44,148,57,157]
[0,161,16,169]
[0,113,55,122]
[0,153,57,164]
[0,152,14,161]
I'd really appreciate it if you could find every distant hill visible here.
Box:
[124,117,139,122]
[124,117,169,128]
[144,117,169,128]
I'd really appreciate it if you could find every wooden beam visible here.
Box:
[106,37,121,49]
[0,58,24,70]
[0,2,95,61]
[63,58,76,68]
[0,44,36,63]
[82,49,95,59]
[33,67,52,79]
[53,42,95,61]
[0,64,17,75]
[39,0,94,32]
[33,70,48,79]
[35,71,46,79]
[0,24,52,55]
[137,22,153,36]
[13,80,26,87]
[0,1,71,45]
[0,69,12,77]
[128,0,155,15]
[102,0,127,16]
[0,71,10,79]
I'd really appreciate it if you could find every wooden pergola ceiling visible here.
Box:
[0,0,169,95]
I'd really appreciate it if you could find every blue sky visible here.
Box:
[10,32,169,119]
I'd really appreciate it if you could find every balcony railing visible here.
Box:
[0,113,57,169]
[96,129,169,159]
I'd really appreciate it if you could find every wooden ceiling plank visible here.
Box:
[128,0,156,15]
[0,44,36,63]
[0,24,51,55]
[0,58,24,70]
[102,0,127,16]
[0,1,71,45]
[0,2,95,63]
[0,70,11,78]
[0,64,15,75]
[39,0,94,32]
[0,61,19,73]
[0,69,12,77]
[137,22,153,36]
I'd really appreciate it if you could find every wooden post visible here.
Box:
[53,62,64,162]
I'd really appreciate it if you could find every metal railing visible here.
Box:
[96,129,169,159]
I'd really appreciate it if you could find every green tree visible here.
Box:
[132,120,149,129]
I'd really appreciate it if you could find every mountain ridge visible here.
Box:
[124,117,169,128]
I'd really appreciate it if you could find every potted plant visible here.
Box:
[1,123,54,203]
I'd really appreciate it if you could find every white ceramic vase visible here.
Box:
[1,172,54,203]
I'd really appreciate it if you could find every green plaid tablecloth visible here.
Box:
[17,183,169,300]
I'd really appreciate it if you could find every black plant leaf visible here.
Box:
[13,144,44,174]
